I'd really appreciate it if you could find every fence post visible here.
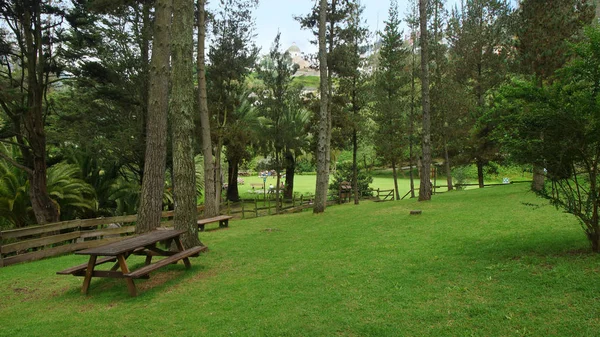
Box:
[300,194,303,206]
[241,202,245,219]
[268,198,271,215]
[255,197,258,218]
[0,232,4,268]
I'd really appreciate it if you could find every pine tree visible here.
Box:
[136,0,173,234]
[516,0,595,191]
[447,0,513,188]
[314,0,330,213]
[419,0,433,201]
[171,0,201,247]
[374,0,409,200]
[197,0,217,217]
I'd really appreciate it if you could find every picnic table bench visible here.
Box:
[197,215,233,231]
[57,229,205,297]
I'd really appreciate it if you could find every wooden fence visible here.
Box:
[1,188,394,267]
[0,208,205,268]
[221,193,340,218]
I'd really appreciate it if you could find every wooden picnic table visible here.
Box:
[57,229,205,297]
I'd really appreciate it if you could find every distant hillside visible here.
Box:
[291,75,319,89]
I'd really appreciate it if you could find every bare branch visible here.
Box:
[0,151,33,175]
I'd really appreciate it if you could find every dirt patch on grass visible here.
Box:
[10,286,42,302]
[137,270,184,292]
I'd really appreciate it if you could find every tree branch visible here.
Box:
[0,151,33,175]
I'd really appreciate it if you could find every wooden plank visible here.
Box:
[1,220,83,240]
[118,255,137,296]
[81,256,97,295]
[124,246,206,279]
[1,214,137,240]
[197,215,233,225]
[1,231,81,255]
[76,230,185,256]
[79,226,135,239]
[3,243,78,266]
[57,256,118,275]
[78,215,138,229]
[73,236,130,251]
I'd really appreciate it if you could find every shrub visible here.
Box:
[328,161,373,197]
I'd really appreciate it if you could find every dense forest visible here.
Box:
[2,0,600,249]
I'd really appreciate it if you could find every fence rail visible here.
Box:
[0,207,205,268]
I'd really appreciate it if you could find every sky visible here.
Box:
[250,0,460,56]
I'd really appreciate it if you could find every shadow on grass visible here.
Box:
[58,261,212,301]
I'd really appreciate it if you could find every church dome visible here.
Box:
[287,43,301,53]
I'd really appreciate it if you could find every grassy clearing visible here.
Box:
[2,184,600,336]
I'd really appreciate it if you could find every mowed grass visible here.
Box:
[238,173,414,199]
[2,184,600,336]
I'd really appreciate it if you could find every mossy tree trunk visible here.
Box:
[314,0,330,214]
[418,0,432,202]
[136,0,172,234]
[171,0,201,248]
[197,0,218,217]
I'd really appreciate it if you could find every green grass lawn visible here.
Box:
[2,184,600,336]
[238,173,414,200]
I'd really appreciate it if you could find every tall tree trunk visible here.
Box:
[314,0,330,214]
[215,137,224,208]
[477,160,485,188]
[352,129,359,205]
[23,3,59,224]
[171,0,201,248]
[137,0,151,184]
[136,0,172,234]
[284,151,295,199]
[409,15,417,199]
[418,0,432,202]
[226,156,240,202]
[444,137,453,191]
[275,170,282,213]
[197,0,218,217]
[392,158,400,200]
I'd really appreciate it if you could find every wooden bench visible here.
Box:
[197,215,233,231]
[57,256,118,276]
[125,246,207,278]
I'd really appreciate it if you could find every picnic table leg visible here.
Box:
[81,255,97,295]
[219,219,228,229]
[117,254,137,297]
[174,238,192,269]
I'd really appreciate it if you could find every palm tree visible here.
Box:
[0,144,33,229]
[224,90,261,201]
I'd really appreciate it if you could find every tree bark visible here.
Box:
[409,14,417,199]
[477,160,485,188]
[418,0,432,202]
[352,129,359,205]
[22,3,59,224]
[392,159,400,200]
[197,0,218,217]
[136,0,172,234]
[284,151,295,199]
[314,0,330,214]
[444,138,453,191]
[171,0,201,248]
[226,156,240,202]
[532,165,545,192]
